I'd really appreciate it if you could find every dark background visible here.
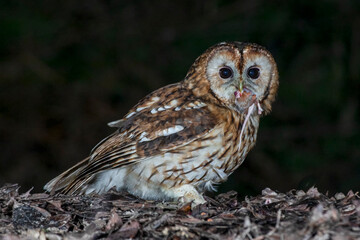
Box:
[1,0,359,196]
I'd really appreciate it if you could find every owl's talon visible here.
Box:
[172,184,206,208]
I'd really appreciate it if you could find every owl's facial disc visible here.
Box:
[205,43,278,115]
[206,48,257,113]
[198,42,278,115]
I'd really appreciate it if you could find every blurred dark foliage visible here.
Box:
[0,0,359,196]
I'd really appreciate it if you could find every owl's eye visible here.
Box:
[247,67,260,79]
[219,67,233,79]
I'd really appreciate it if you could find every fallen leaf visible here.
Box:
[105,208,123,231]
[115,220,140,238]
[177,202,192,215]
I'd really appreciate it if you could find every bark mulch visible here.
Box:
[0,184,359,239]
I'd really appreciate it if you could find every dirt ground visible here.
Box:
[0,184,359,240]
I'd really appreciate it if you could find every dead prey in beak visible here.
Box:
[234,83,264,115]
[234,84,264,150]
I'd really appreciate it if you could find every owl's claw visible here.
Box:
[172,184,206,208]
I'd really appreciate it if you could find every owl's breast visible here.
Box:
[178,113,260,194]
[214,113,260,177]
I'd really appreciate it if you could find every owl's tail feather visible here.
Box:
[44,157,91,195]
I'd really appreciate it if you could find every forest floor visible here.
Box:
[0,184,359,240]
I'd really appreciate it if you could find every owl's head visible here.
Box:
[185,42,279,115]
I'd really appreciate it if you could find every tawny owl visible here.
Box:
[44,42,279,205]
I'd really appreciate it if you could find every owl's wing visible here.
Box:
[45,84,222,194]
[95,103,216,159]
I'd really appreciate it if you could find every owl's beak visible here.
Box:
[239,81,243,95]
[234,81,244,98]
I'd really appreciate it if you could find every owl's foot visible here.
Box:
[172,184,206,207]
